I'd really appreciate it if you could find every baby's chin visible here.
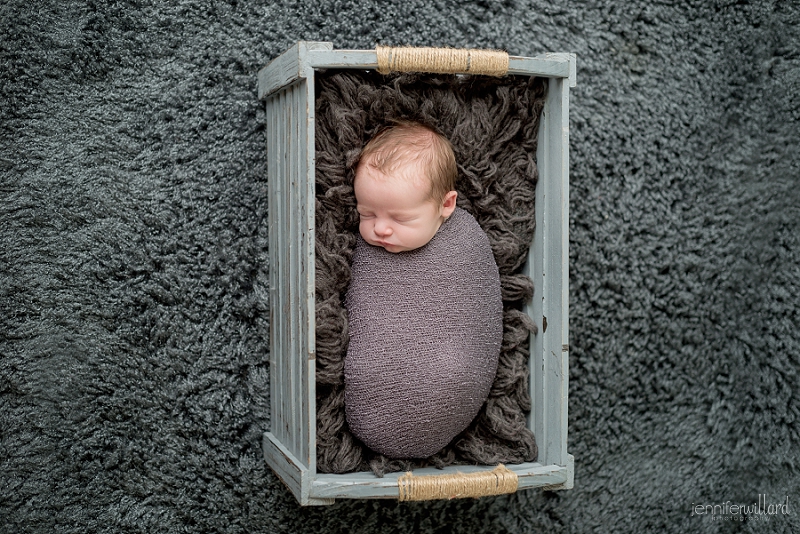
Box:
[381,244,408,253]
[362,237,415,253]
[373,241,407,253]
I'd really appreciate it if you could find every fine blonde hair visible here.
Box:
[355,121,457,203]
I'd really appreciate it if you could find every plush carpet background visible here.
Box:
[1,1,798,533]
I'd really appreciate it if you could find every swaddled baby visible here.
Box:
[344,121,503,459]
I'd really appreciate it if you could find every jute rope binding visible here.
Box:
[397,464,519,501]
[376,46,509,77]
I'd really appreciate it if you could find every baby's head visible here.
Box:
[353,121,458,253]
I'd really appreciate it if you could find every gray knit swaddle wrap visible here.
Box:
[344,208,503,459]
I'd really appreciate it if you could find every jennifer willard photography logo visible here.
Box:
[691,494,791,522]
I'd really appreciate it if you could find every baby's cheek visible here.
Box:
[358,221,370,240]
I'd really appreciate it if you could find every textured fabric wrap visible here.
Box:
[344,208,503,459]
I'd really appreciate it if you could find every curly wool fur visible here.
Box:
[313,70,545,476]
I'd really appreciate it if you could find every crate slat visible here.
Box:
[298,50,571,79]
[310,461,570,500]
[302,71,318,471]
[279,87,291,451]
[266,93,278,444]
[525,73,570,467]
[288,83,299,458]
[266,91,285,447]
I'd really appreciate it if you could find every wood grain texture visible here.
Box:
[258,42,333,99]
[263,432,334,506]
[525,74,570,468]
[541,454,574,491]
[265,80,316,472]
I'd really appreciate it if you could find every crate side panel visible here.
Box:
[529,77,569,467]
[263,431,304,501]
[266,96,277,437]
[291,79,312,467]
[558,73,571,458]
[549,76,569,466]
[287,84,300,457]
[301,73,317,471]
[267,81,313,466]
[287,80,313,466]
[280,87,294,452]
[267,92,286,447]
[542,81,563,466]
[310,463,568,500]
[301,50,571,79]
[296,83,306,460]
[526,92,547,460]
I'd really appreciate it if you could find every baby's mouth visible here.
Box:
[376,240,402,252]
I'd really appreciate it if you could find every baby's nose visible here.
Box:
[374,220,393,236]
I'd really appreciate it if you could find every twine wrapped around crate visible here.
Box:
[398,465,518,501]
[376,46,509,77]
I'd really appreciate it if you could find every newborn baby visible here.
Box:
[344,121,503,459]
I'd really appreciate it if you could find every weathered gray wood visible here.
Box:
[541,454,574,491]
[263,432,334,506]
[552,75,571,466]
[263,66,320,504]
[288,83,299,458]
[537,53,577,87]
[302,68,318,475]
[258,42,333,99]
[279,87,291,451]
[259,43,300,100]
[267,81,316,465]
[523,128,545,464]
[295,82,304,459]
[310,462,569,500]
[525,74,570,468]
[266,91,278,447]
[267,90,285,447]
[297,47,571,79]
[263,431,302,499]
[508,55,571,78]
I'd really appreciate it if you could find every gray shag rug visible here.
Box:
[313,70,542,476]
[2,1,799,533]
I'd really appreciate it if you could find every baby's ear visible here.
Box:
[441,191,458,218]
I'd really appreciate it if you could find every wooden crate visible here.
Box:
[257,42,575,505]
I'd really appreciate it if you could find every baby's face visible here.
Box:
[354,161,456,253]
